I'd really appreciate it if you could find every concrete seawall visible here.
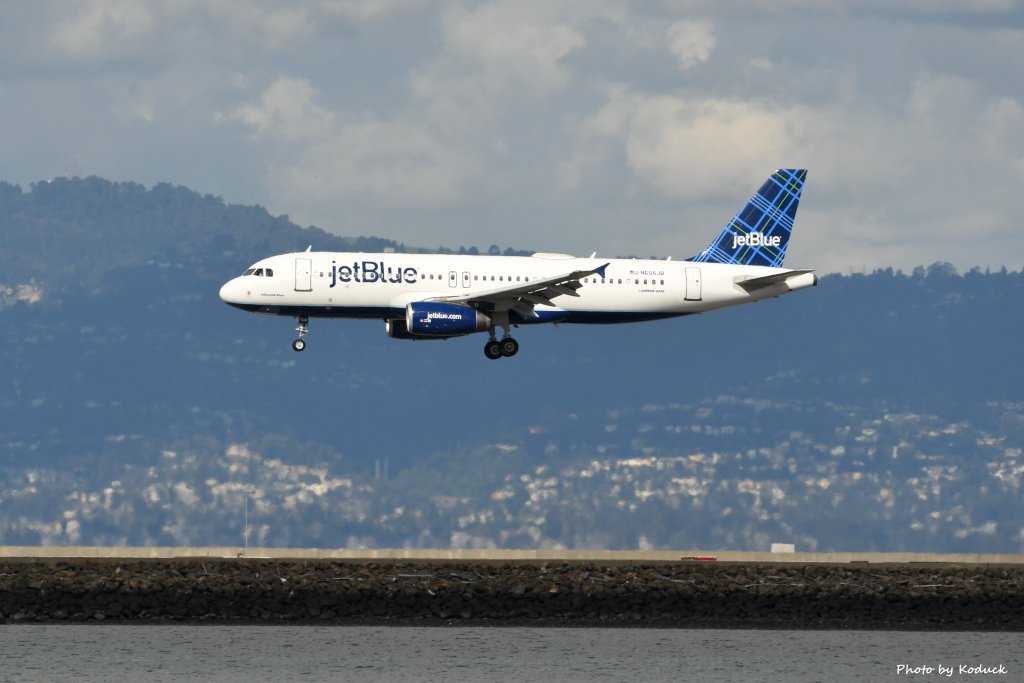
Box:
[1,549,1022,629]
[2,547,1023,564]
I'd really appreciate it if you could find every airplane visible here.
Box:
[219,168,816,359]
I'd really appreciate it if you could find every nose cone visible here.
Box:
[219,278,240,303]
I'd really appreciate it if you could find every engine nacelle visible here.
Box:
[386,318,463,340]
[385,318,420,340]
[405,302,490,337]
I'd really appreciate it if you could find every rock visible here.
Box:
[0,558,1021,628]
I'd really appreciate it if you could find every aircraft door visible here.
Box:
[685,267,702,301]
[449,271,458,288]
[462,271,471,288]
[295,258,312,292]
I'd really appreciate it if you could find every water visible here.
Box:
[0,626,1020,682]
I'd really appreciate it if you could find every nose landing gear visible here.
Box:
[292,316,309,352]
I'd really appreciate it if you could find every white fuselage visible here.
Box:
[218,251,815,324]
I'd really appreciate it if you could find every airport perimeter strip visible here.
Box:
[2,548,1022,629]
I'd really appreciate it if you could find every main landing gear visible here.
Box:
[484,316,519,360]
[292,315,309,352]
[484,336,519,360]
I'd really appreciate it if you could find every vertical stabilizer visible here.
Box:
[689,169,806,268]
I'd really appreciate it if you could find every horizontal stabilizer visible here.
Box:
[736,269,815,291]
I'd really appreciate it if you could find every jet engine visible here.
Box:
[385,318,421,340]
[405,302,491,337]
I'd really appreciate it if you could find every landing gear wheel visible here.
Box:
[484,340,503,360]
[500,337,519,357]
[292,315,309,353]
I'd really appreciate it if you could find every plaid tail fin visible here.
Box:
[689,169,807,268]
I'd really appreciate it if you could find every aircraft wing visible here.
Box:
[430,262,610,319]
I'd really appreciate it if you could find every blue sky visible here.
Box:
[1,1,1022,272]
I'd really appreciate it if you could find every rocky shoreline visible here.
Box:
[1,559,1021,630]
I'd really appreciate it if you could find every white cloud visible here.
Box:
[441,2,586,93]
[567,86,808,198]
[666,19,716,71]
[49,0,318,63]
[217,1,592,223]
[317,0,425,22]
[226,77,475,210]
[981,97,1024,176]
[623,96,800,198]
[273,119,474,207]
[133,103,155,123]
[411,0,587,131]
[227,77,331,141]
[4,2,1024,269]
[167,0,315,51]
[51,0,155,58]
[859,0,1019,13]
[660,0,1018,15]
[561,63,1024,271]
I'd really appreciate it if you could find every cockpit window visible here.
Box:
[243,269,255,276]
[254,269,264,276]
[265,269,273,277]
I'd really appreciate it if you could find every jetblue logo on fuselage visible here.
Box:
[329,261,418,287]
[731,232,781,249]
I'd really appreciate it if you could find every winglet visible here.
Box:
[593,262,610,279]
